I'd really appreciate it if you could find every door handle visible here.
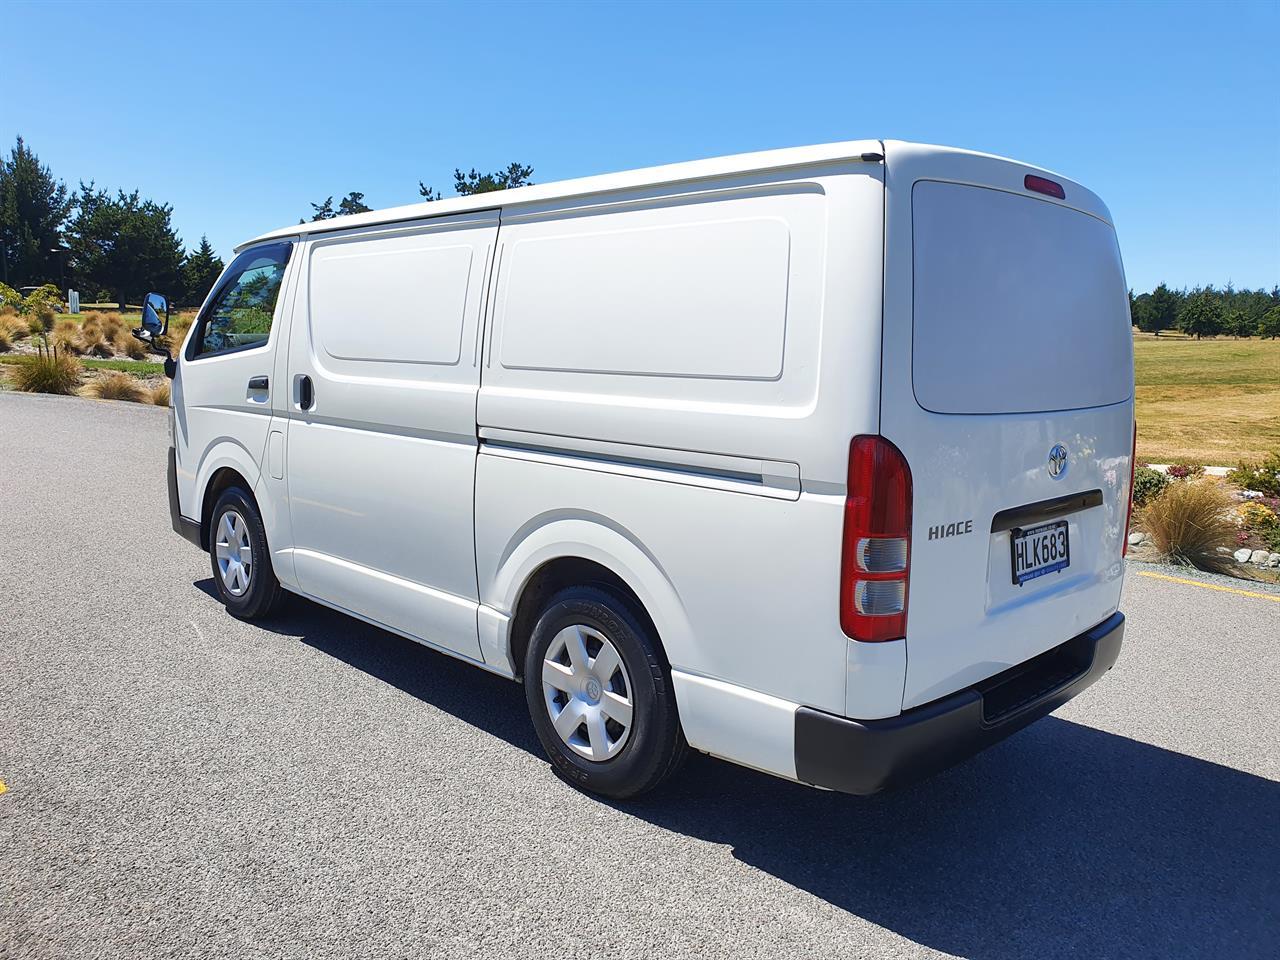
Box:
[298,374,314,411]
[247,375,269,391]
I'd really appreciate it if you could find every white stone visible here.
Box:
[1268,553,1280,567]
[1234,548,1254,563]
[1249,549,1270,564]
[1128,532,1146,546]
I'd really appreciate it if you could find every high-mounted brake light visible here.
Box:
[840,436,913,643]
[1123,421,1136,557]
[1024,174,1066,200]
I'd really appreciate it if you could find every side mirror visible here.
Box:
[141,292,169,336]
[133,291,176,375]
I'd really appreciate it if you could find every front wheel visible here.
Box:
[208,486,281,620]
[524,586,688,799]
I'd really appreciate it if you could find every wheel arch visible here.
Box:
[486,516,694,682]
[193,441,264,550]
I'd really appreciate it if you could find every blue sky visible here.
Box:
[4,0,1277,292]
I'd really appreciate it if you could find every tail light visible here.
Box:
[841,436,912,642]
[1123,421,1136,557]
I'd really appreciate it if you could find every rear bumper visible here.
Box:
[168,446,203,549]
[794,612,1124,795]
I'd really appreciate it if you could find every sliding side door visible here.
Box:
[285,212,498,660]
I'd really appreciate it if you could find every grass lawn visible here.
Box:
[0,354,165,375]
[1135,334,1280,465]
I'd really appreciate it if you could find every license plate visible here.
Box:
[1010,520,1070,585]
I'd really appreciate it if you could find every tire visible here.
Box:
[524,585,688,799]
[208,486,281,621]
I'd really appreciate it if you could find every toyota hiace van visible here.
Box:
[144,140,1134,798]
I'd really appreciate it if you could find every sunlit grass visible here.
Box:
[1135,336,1280,464]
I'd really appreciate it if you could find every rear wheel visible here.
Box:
[209,486,281,620]
[524,586,687,799]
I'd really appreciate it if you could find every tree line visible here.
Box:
[1,133,534,309]
[0,136,223,309]
[303,162,534,220]
[1130,283,1280,339]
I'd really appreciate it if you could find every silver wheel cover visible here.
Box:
[541,624,634,762]
[214,509,253,598]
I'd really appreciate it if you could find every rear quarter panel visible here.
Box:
[474,162,887,716]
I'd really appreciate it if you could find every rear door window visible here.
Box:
[911,181,1132,415]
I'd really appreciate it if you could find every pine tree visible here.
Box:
[1260,306,1280,340]
[0,136,71,288]
[336,192,371,217]
[182,235,225,307]
[67,183,184,309]
[1222,309,1255,339]
[419,162,533,200]
[308,196,336,221]
[1176,290,1223,340]
[1146,283,1182,336]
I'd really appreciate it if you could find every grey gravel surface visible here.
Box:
[2,392,1278,960]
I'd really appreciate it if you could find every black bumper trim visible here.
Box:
[168,446,203,549]
[795,612,1125,795]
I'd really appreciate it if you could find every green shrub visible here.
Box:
[1142,479,1239,573]
[1132,465,1170,505]
[12,341,83,395]
[0,282,22,310]
[1228,452,1280,497]
[20,283,62,315]
[1238,501,1280,552]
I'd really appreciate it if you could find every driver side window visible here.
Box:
[191,242,292,359]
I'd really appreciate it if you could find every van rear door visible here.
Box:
[879,142,1134,711]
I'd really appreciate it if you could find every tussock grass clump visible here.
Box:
[149,381,171,406]
[53,317,85,354]
[0,313,20,351]
[102,314,126,340]
[88,335,115,357]
[12,341,83,395]
[157,310,196,353]
[87,371,148,402]
[110,327,146,359]
[0,306,24,338]
[1141,479,1240,574]
[80,315,109,354]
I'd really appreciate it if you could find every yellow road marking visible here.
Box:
[0,779,7,795]
[1137,571,1280,603]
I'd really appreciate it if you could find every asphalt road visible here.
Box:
[2,392,1278,960]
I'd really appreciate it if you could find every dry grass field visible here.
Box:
[1134,334,1280,465]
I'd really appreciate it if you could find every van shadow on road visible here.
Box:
[200,581,1280,960]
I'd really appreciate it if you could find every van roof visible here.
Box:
[237,139,886,251]
[237,138,1105,251]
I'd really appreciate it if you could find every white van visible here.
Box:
[147,140,1134,799]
